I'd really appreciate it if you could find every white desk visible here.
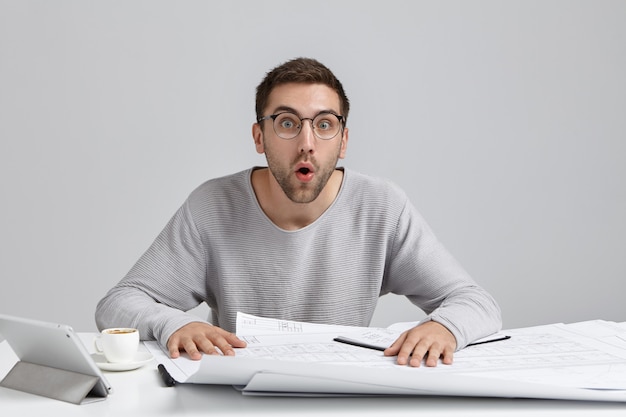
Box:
[1,334,625,417]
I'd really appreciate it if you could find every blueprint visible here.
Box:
[145,312,626,401]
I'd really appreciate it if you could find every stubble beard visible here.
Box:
[265,151,340,204]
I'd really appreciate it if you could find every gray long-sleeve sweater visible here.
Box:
[96,168,502,350]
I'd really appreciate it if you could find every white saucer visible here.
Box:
[91,351,154,372]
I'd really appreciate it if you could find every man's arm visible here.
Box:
[382,197,502,364]
[95,200,212,349]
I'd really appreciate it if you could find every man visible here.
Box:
[96,57,501,368]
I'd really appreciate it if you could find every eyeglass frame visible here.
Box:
[257,111,346,140]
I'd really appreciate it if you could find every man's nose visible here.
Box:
[297,119,316,153]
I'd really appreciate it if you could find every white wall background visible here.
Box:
[1,0,624,332]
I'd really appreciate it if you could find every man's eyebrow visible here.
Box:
[270,105,299,115]
[269,106,340,117]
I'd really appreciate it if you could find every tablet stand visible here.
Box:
[0,361,104,405]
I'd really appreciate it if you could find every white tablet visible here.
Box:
[0,313,112,403]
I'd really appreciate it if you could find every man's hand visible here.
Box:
[167,322,247,360]
[384,321,457,367]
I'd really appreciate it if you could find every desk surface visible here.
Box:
[1,334,625,417]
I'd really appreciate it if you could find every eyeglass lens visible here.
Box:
[273,112,341,140]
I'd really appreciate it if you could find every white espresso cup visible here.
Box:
[95,328,140,363]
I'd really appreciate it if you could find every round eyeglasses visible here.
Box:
[258,111,345,140]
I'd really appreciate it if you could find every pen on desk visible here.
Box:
[157,364,177,387]
[467,335,511,347]
[333,336,386,352]
[333,334,512,352]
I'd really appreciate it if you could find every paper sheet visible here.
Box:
[144,313,626,401]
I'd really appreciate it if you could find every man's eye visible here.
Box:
[317,120,331,130]
[280,119,296,129]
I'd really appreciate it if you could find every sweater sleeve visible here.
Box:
[383,199,502,350]
[95,199,210,349]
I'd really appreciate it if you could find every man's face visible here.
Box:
[253,83,348,204]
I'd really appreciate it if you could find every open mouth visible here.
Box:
[295,165,314,182]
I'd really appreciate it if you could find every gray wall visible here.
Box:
[1,0,624,332]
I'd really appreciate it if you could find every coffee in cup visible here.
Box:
[95,327,139,363]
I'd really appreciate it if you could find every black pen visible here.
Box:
[467,335,511,347]
[157,363,178,387]
[333,336,387,352]
[333,334,511,352]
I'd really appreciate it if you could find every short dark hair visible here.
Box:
[255,57,350,123]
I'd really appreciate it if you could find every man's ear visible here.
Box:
[252,123,265,154]
[338,127,349,159]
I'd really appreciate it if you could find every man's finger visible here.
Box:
[180,338,203,360]
[399,338,428,367]
[441,346,454,365]
[423,348,440,367]
[168,345,181,359]
[194,336,219,356]
[167,336,182,359]
[383,332,407,357]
